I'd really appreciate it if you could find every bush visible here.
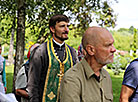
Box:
[107,54,132,75]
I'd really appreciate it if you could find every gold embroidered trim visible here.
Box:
[47,91,56,100]
[42,39,52,102]
[42,38,74,102]
[66,45,73,67]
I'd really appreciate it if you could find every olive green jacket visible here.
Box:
[60,58,113,102]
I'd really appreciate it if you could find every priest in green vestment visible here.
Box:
[27,14,78,102]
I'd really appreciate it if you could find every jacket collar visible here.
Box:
[81,58,106,80]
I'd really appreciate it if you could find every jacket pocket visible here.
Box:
[83,94,99,102]
[104,93,113,102]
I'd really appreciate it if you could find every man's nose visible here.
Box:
[111,45,116,53]
[65,26,69,32]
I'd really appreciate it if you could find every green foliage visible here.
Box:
[71,0,117,36]
[132,28,137,58]
[107,54,131,75]
[25,0,76,42]
[0,15,16,45]
[119,55,132,69]
[0,0,17,45]
[117,28,129,32]
[112,31,133,51]
[112,27,138,53]
[108,55,123,75]
[129,26,135,34]
[65,30,82,50]
[95,1,117,28]
[0,0,118,43]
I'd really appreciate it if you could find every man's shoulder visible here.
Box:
[35,42,47,53]
[130,58,138,64]
[65,44,78,64]
[127,59,138,71]
[102,68,111,77]
[38,42,47,48]
[65,44,75,51]
[64,62,83,79]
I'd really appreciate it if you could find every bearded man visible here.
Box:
[27,14,78,102]
[60,26,116,102]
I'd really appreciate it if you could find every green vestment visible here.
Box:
[42,38,73,102]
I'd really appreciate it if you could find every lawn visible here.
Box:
[6,65,124,102]
[6,65,14,93]
[106,68,124,102]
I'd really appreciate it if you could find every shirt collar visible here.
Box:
[81,58,94,79]
[53,38,65,47]
[81,58,106,80]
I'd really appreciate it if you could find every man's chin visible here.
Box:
[60,37,68,41]
[100,60,113,65]
[54,34,68,41]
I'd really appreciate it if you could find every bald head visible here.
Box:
[82,26,112,50]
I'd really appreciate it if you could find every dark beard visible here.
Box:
[55,33,68,41]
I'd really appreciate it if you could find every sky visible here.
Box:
[112,0,138,30]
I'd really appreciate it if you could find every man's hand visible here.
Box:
[4,87,7,92]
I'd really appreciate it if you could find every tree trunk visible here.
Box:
[7,28,14,65]
[13,0,25,91]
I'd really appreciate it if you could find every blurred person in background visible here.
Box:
[15,43,40,102]
[77,44,86,61]
[0,44,7,94]
[120,58,138,102]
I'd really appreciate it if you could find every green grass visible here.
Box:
[5,65,124,102]
[6,65,14,93]
[106,68,124,102]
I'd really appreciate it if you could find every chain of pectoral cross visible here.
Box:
[57,63,64,79]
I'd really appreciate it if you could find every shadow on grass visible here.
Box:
[6,73,13,93]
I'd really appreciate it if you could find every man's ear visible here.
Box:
[85,45,95,56]
[50,26,55,34]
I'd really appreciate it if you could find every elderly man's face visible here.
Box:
[94,33,116,65]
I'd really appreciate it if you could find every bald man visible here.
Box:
[60,26,116,102]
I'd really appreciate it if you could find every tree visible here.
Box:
[7,25,15,65]
[112,31,133,51]
[117,28,129,32]
[132,28,137,58]
[13,0,26,90]
[70,0,117,36]
[129,26,134,34]
[1,0,118,43]
[26,0,118,41]
[0,15,16,66]
[0,0,18,67]
[0,0,118,90]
